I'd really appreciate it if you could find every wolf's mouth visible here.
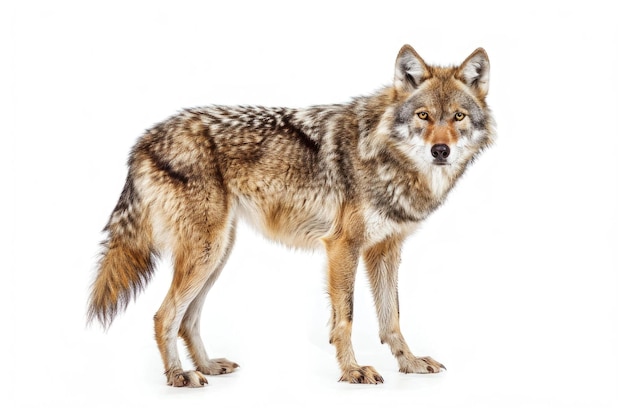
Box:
[432,160,449,166]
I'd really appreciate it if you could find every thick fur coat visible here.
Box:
[88,45,494,387]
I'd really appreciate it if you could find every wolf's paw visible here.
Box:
[197,358,240,375]
[339,365,384,384]
[166,369,208,387]
[399,355,446,374]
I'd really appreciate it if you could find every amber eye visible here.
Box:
[417,111,429,120]
[454,112,465,121]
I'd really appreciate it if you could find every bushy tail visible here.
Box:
[88,176,157,328]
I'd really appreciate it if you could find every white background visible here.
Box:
[1,0,623,415]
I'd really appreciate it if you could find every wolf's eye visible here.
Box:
[454,112,465,121]
[417,111,429,120]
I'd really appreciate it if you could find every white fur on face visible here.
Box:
[392,130,479,200]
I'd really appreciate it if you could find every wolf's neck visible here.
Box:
[422,165,462,202]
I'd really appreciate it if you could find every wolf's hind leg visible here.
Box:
[363,236,446,374]
[154,221,235,387]
[179,225,239,376]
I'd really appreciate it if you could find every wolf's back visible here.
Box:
[88,174,157,328]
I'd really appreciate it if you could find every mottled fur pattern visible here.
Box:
[88,45,494,387]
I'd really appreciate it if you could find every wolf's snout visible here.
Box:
[431,144,450,161]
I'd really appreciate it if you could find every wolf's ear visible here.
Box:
[394,45,430,92]
[458,48,490,97]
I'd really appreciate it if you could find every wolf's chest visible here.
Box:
[362,206,418,246]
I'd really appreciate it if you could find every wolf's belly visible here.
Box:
[235,195,337,250]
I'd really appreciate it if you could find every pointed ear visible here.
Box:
[457,48,490,97]
[394,45,430,92]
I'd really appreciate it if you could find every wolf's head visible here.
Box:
[387,45,494,177]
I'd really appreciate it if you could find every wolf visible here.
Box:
[88,45,494,387]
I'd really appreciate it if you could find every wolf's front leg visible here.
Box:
[325,235,384,384]
[363,236,446,374]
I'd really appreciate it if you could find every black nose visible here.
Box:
[431,144,450,160]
